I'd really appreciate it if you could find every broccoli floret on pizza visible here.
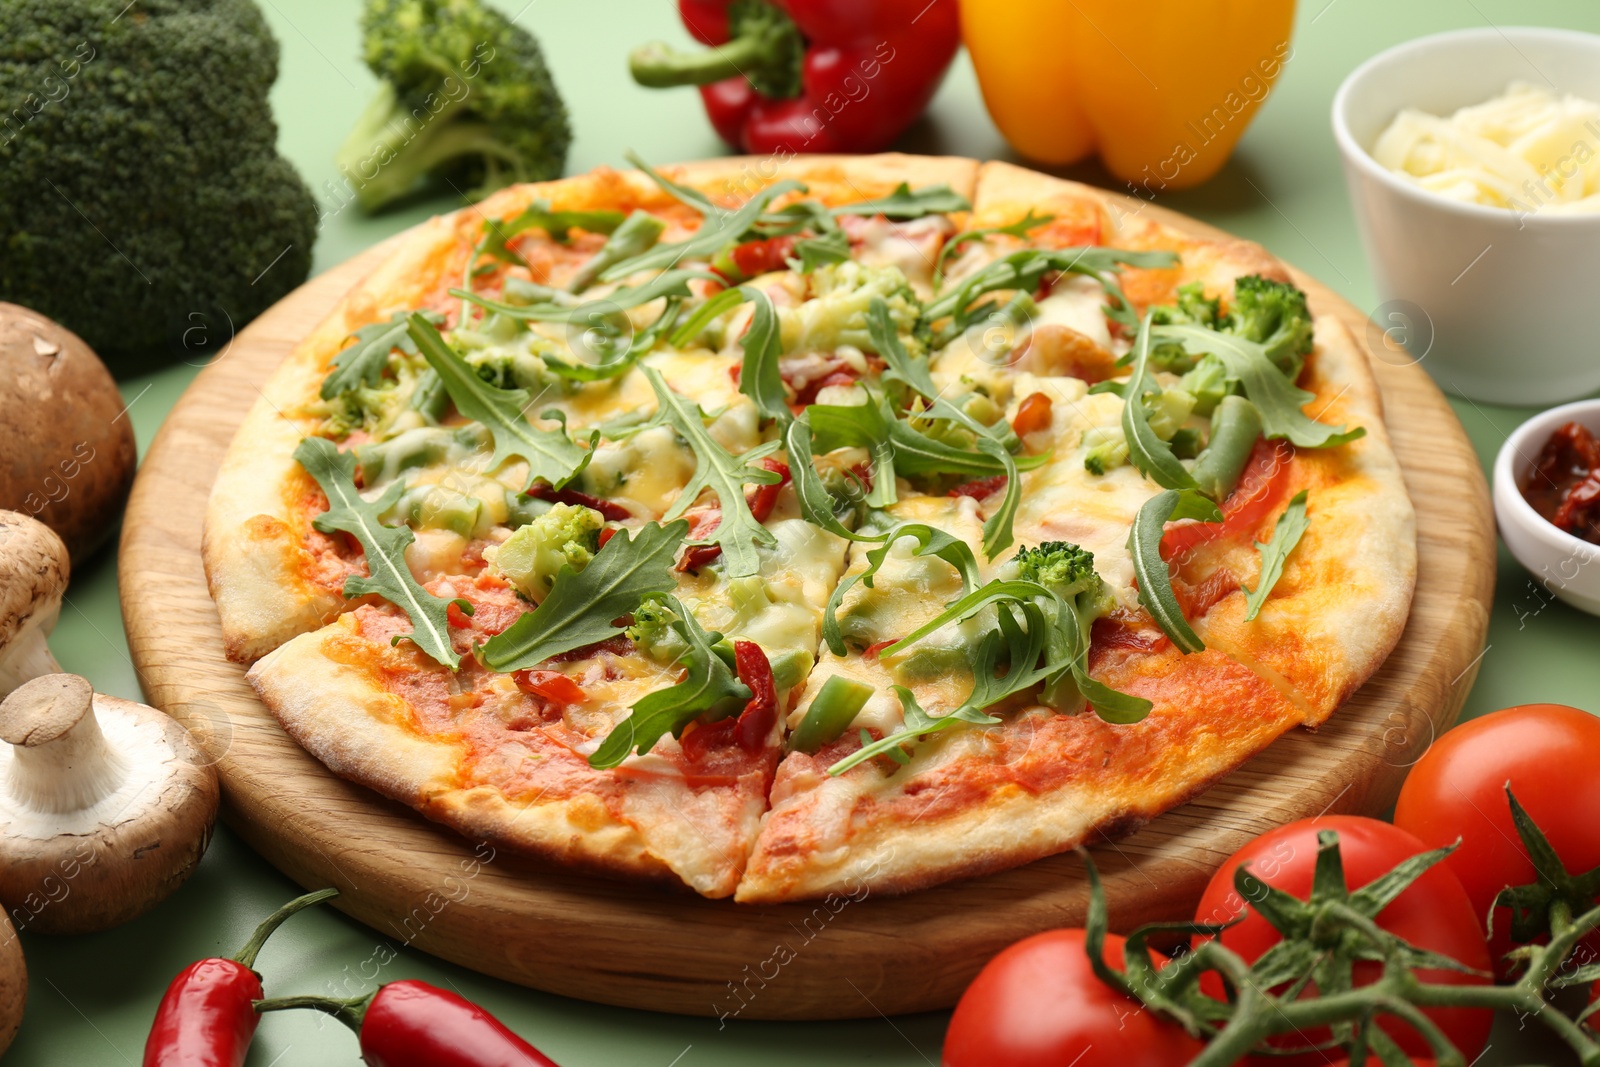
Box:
[493,502,603,602]
[1226,274,1315,377]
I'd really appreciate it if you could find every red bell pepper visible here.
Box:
[143,888,338,1067]
[255,980,561,1067]
[629,0,960,154]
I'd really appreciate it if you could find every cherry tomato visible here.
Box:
[943,929,1202,1067]
[1394,704,1600,978]
[1194,816,1492,1066]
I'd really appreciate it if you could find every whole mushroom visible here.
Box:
[0,511,68,698]
[0,303,138,563]
[0,674,219,934]
[0,908,21,1056]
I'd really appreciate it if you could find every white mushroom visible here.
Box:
[0,674,219,934]
[0,909,21,1056]
[0,511,68,698]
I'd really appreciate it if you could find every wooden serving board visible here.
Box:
[118,187,1494,1021]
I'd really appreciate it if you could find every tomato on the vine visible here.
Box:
[1194,816,1492,1066]
[943,929,1202,1067]
[1394,703,1600,978]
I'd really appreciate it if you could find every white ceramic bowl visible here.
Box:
[1333,27,1600,405]
[1494,399,1600,615]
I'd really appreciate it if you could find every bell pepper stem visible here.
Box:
[629,36,773,88]
[253,992,372,1036]
[232,888,341,971]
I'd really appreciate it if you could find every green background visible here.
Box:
[15,0,1600,1063]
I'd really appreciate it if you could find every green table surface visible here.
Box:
[16,0,1600,1062]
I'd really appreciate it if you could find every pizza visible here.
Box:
[203,154,1415,903]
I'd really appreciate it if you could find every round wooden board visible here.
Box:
[119,181,1494,1021]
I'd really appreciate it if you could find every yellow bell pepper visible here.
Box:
[961,0,1296,192]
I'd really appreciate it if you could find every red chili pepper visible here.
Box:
[863,638,897,660]
[512,669,587,706]
[255,980,560,1067]
[526,484,631,522]
[680,640,778,761]
[948,474,1007,500]
[630,0,961,154]
[677,459,791,571]
[144,888,338,1067]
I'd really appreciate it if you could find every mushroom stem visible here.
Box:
[0,674,128,814]
[0,626,63,699]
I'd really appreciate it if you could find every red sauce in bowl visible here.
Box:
[1522,421,1600,542]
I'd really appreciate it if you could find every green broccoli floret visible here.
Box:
[784,262,920,352]
[338,0,571,213]
[0,0,318,366]
[494,502,602,601]
[1226,274,1315,377]
[1082,389,1191,476]
[1148,282,1220,372]
[1011,541,1116,711]
[1178,354,1233,417]
[1082,427,1129,476]
[627,594,688,664]
[1014,542,1102,602]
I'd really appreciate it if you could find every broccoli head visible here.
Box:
[0,0,318,366]
[1226,274,1314,377]
[1012,541,1117,712]
[339,0,571,212]
[493,502,602,600]
[784,261,920,353]
[1013,541,1105,604]
[627,594,688,664]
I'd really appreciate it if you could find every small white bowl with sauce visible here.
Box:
[1494,398,1600,617]
[1333,27,1600,405]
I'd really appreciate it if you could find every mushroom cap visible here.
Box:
[0,909,20,1057]
[0,304,137,562]
[0,511,69,652]
[0,682,219,935]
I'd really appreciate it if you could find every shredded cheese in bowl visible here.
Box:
[1372,81,1600,214]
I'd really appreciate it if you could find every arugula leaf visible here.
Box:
[808,398,899,509]
[451,269,715,324]
[868,300,1032,556]
[933,210,1056,284]
[587,595,750,769]
[830,183,972,219]
[736,287,790,424]
[599,180,807,282]
[624,150,716,214]
[1153,324,1365,449]
[669,288,745,348]
[1243,490,1310,621]
[540,297,684,383]
[829,683,1001,775]
[477,200,626,265]
[294,437,465,669]
[822,522,981,657]
[790,229,851,272]
[406,316,591,490]
[641,366,783,578]
[1127,489,1223,654]
[479,520,687,672]
[1122,314,1200,491]
[567,210,666,293]
[321,314,412,400]
[922,247,1176,337]
[785,415,887,542]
